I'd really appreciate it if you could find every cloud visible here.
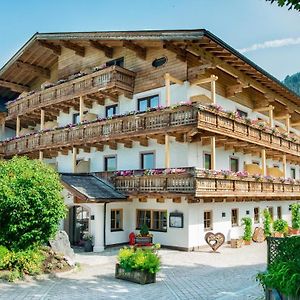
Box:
[238,37,300,54]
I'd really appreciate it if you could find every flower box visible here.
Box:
[230,238,243,248]
[115,263,156,285]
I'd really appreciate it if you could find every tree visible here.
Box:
[265,0,300,11]
[0,157,66,250]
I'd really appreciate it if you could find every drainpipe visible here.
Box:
[103,202,107,249]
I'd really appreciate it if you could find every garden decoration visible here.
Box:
[252,227,266,243]
[205,232,225,252]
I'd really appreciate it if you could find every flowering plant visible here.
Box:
[235,171,249,178]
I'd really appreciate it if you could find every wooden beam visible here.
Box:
[0,79,29,93]
[40,109,45,131]
[163,41,187,62]
[211,136,216,170]
[89,40,113,58]
[62,41,85,57]
[191,74,218,85]
[165,134,170,168]
[16,116,20,136]
[123,40,146,60]
[15,61,50,79]
[38,40,61,55]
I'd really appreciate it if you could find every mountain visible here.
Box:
[283,72,300,96]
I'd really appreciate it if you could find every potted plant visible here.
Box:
[135,224,153,245]
[263,209,272,237]
[242,217,252,245]
[290,203,300,235]
[115,245,160,284]
[273,219,288,238]
[83,233,93,252]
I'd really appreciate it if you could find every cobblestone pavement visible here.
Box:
[0,243,266,300]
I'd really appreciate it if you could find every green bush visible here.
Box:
[140,224,149,236]
[242,217,252,241]
[0,245,9,269]
[291,203,300,230]
[0,157,66,250]
[118,247,160,274]
[263,209,272,237]
[273,219,288,234]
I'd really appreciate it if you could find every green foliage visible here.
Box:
[257,237,300,297]
[140,223,149,236]
[0,156,66,251]
[283,73,300,96]
[0,248,45,280]
[118,247,160,274]
[263,209,272,237]
[266,0,300,11]
[242,217,253,241]
[291,203,300,230]
[273,219,288,234]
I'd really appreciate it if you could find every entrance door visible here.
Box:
[70,206,90,245]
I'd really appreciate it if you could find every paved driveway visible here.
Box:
[0,243,266,300]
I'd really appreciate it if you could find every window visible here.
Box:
[138,95,159,112]
[204,211,213,231]
[277,206,282,219]
[273,164,279,168]
[106,105,118,118]
[204,152,212,170]
[230,157,239,172]
[104,156,117,171]
[236,109,248,118]
[141,152,155,169]
[106,57,124,67]
[254,207,260,224]
[111,209,123,231]
[231,208,239,226]
[72,111,88,124]
[252,161,260,166]
[268,207,274,220]
[136,210,167,232]
[291,168,296,179]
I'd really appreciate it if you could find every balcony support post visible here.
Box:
[211,136,216,170]
[40,109,45,131]
[1,120,5,136]
[283,154,287,178]
[39,151,43,161]
[164,73,183,107]
[286,115,290,133]
[211,75,217,104]
[261,149,266,176]
[79,96,84,122]
[72,147,77,173]
[269,106,274,128]
[16,116,20,137]
[165,134,170,168]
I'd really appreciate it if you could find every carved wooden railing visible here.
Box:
[94,167,300,198]
[6,66,136,117]
[198,106,300,157]
[3,106,197,156]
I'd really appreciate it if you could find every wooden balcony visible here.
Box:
[3,105,197,157]
[6,66,136,120]
[95,168,300,201]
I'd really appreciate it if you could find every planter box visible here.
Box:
[135,236,153,245]
[115,264,156,285]
[243,240,251,246]
[231,238,243,248]
[288,228,300,235]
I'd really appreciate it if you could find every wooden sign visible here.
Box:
[205,232,225,252]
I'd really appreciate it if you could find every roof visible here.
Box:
[60,173,126,202]
[0,29,299,107]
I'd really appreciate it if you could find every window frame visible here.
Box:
[277,206,282,220]
[110,209,123,232]
[203,152,212,170]
[140,151,155,169]
[230,157,239,172]
[268,207,274,220]
[136,209,167,232]
[105,104,118,118]
[254,207,260,224]
[204,210,213,231]
[137,94,159,112]
[106,57,124,67]
[231,208,239,227]
[236,109,248,118]
[291,167,296,179]
[104,155,117,171]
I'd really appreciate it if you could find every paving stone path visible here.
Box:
[0,243,266,300]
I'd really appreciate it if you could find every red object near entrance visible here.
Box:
[129,232,135,245]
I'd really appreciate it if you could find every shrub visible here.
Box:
[242,217,252,241]
[0,245,9,269]
[273,219,288,234]
[263,209,272,237]
[140,224,149,236]
[0,157,66,250]
[291,203,300,230]
[118,247,160,274]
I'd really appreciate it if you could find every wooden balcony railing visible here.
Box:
[95,167,300,199]
[6,66,136,118]
[198,106,300,157]
[3,105,197,156]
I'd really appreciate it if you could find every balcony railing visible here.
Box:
[3,105,197,156]
[95,167,300,199]
[6,66,136,118]
[198,106,300,156]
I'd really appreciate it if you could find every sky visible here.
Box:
[0,0,299,81]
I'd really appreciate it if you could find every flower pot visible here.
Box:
[115,264,156,285]
[243,240,251,245]
[289,228,300,235]
[273,232,284,238]
[84,240,93,252]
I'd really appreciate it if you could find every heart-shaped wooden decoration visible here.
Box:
[205,232,225,252]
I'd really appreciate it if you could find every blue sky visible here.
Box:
[0,0,299,80]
